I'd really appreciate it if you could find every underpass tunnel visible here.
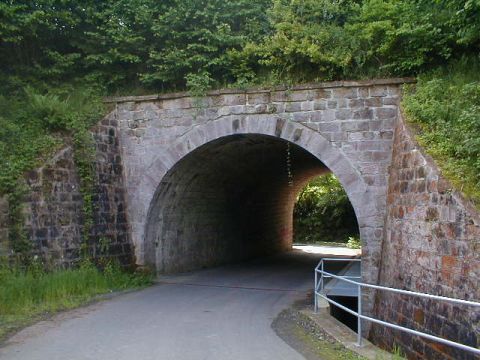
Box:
[144,134,332,274]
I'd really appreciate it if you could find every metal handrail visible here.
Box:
[314,258,480,356]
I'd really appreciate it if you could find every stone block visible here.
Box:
[333,87,358,99]
[348,99,365,108]
[285,102,302,112]
[365,97,383,107]
[301,101,313,111]
[247,92,270,104]
[161,97,193,109]
[292,112,312,122]
[337,99,348,108]
[318,123,340,132]
[358,87,369,98]
[335,109,353,120]
[383,96,400,106]
[375,107,397,119]
[270,91,289,102]
[217,94,246,106]
[313,89,332,99]
[348,131,375,141]
[327,100,337,109]
[369,86,389,97]
[287,90,312,102]
[313,100,326,110]
[341,120,370,131]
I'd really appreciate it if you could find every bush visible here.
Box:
[347,236,361,249]
[0,86,103,195]
[293,174,359,244]
[403,57,480,208]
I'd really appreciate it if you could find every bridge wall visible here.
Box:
[112,80,404,282]
[372,113,480,359]
[0,117,133,267]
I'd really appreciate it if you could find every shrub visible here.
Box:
[403,57,480,208]
[293,174,359,244]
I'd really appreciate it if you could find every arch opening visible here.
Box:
[144,133,367,274]
[293,173,361,248]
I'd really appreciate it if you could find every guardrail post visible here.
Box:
[314,268,318,313]
[320,260,324,292]
[357,284,363,347]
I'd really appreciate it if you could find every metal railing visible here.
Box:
[314,257,480,356]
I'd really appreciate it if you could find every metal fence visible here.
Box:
[314,257,480,356]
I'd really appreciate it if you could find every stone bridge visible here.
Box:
[1,78,478,359]
[105,79,479,359]
[108,79,407,285]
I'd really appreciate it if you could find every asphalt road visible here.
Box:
[0,250,327,360]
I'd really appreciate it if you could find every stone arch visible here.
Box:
[140,116,380,281]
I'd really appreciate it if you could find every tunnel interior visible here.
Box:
[144,134,331,273]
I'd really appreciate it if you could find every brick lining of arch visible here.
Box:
[144,133,329,273]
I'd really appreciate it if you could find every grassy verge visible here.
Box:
[402,58,480,210]
[0,261,152,341]
[274,307,367,360]
[273,296,406,360]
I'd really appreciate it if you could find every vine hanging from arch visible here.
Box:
[286,142,294,187]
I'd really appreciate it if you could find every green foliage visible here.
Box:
[0,86,104,261]
[0,87,103,193]
[346,236,361,249]
[403,57,480,208]
[1,0,479,91]
[0,0,272,93]
[141,0,272,90]
[233,0,480,84]
[293,174,359,243]
[186,71,214,98]
[0,259,152,340]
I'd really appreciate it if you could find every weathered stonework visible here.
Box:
[23,147,85,265]
[371,112,480,360]
[4,78,478,358]
[0,115,133,267]
[105,78,413,317]
[90,116,133,266]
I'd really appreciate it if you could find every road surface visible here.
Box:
[0,250,333,360]
[0,251,334,360]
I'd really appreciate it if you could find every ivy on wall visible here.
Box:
[0,87,103,263]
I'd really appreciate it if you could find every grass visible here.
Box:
[402,57,480,210]
[0,260,152,341]
[291,323,366,360]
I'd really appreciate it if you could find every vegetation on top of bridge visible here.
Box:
[0,0,479,259]
[1,0,477,93]
[403,59,480,208]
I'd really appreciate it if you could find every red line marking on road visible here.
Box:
[156,281,307,293]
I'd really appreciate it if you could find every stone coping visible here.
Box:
[104,77,416,104]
